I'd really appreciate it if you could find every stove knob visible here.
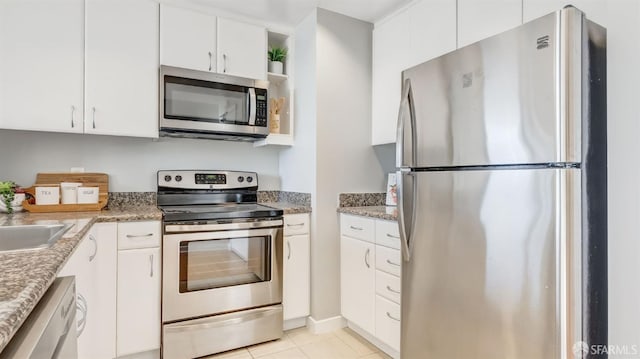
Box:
[175,175,182,182]
[237,176,245,183]
[164,175,172,182]
[246,176,253,183]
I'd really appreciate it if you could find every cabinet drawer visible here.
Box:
[284,213,310,236]
[376,246,402,277]
[376,245,401,276]
[340,214,374,243]
[375,220,400,249]
[118,221,161,250]
[375,295,401,352]
[375,269,401,304]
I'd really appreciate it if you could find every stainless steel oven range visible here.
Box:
[157,170,284,359]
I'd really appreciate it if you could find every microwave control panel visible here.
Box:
[255,88,268,127]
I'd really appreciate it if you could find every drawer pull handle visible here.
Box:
[287,223,305,227]
[364,248,371,268]
[386,285,400,294]
[386,233,400,239]
[386,259,401,267]
[386,312,401,322]
[126,233,154,239]
[350,225,363,231]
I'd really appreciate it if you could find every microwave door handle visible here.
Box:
[248,88,257,125]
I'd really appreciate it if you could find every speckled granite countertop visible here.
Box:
[338,206,397,221]
[0,205,161,353]
[337,193,397,221]
[262,202,312,214]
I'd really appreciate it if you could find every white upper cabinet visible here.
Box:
[372,0,456,145]
[217,17,267,80]
[85,0,159,138]
[523,0,606,25]
[0,0,84,133]
[160,5,217,72]
[372,9,410,146]
[457,0,523,47]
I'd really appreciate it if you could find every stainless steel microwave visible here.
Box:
[159,66,269,141]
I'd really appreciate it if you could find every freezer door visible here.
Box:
[400,8,585,167]
[400,168,581,359]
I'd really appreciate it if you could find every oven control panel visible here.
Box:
[195,173,226,185]
[158,170,258,190]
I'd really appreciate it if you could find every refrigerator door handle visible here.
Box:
[397,170,415,261]
[396,78,416,168]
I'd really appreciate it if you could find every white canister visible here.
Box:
[35,187,60,205]
[60,182,82,204]
[77,187,100,204]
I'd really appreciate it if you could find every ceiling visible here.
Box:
[191,0,413,27]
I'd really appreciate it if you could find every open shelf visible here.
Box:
[254,133,294,147]
[267,72,288,85]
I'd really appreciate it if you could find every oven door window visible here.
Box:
[164,76,249,125]
[179,235,271,292]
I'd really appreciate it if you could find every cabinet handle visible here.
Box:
[386,233,400,239]
[386,259,401,267]
[76,293,88,338]
[364,248,370,268]
[70,105,75,128]
[126,233,154,239]
[150,254,154,277]
[286,223,305,227]
[208,51,212,71]
[88,235,97,262]
[223,53,227,73]
[386,312,401,322]
[286,240,291,260]
[386,285,401,294]
[91,107,96,129]
[350,225,363,231]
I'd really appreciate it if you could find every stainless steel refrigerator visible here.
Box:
[396,6,606,359]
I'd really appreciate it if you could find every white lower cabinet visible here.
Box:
[58,222,117,359]
[58,220,161,359]
[340,214,401,357]
[283,213,311,321]
[340,232,376,334]
[117,247,161,356]
[116,221,162,357]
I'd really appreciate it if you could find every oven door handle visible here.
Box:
[248,88,257,126]
[165,219,283,233]
[164,305,282,333]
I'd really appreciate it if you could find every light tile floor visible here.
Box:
[206,327,392,359]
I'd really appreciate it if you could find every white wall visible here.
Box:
[605,0,640,350]
[279,8,386,322]
[0,130,281,191]
[279,11,317,194]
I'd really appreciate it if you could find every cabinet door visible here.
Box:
[371,9,410,145]
[283,234,310,320]
[408,0,457,67]
[85,0,159,138]
[160,4,217,72]
[523,0,606,25]
[89,223,117,359]
[217,17,266,80]
[0,0,84,133]
[340,235,376,334]
[59,223,117,359]
[458,0,523,47]
[117,247,161,356]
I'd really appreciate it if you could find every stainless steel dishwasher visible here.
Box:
[0,276,77,359]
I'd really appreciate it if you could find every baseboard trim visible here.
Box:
[347,322,400,359]
[284,317,308,331]
[306,315,346,334]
